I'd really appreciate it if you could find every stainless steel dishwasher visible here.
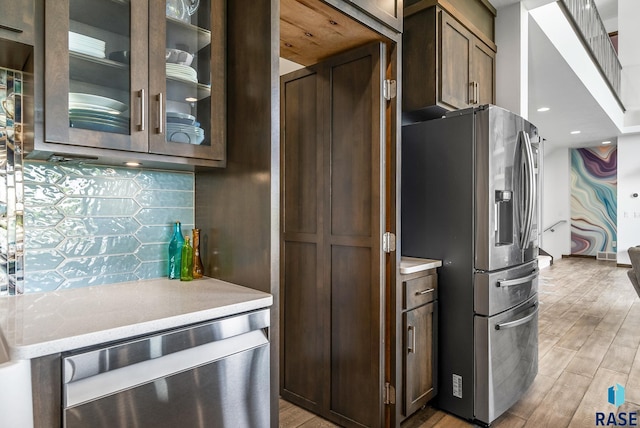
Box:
[62,309,270,428]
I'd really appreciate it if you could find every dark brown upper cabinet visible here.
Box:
[0,0,35,46]
[403,0,496,118]
[37,0,225,168]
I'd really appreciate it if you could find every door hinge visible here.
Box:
[383,79,397,101]
[384,382,396,405]
[383,232,396,253]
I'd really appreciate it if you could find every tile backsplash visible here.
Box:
[23,161,194,293]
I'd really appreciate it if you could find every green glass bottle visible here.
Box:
[168,221,184,279]
[180,236,194,281]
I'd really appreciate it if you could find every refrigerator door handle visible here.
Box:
[517,131,527,248]
[495,305,538,330]
[496,269,539,288]
[523,132,537,248]
[518,131,536,249]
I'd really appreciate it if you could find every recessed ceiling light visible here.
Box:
[602,141,612,145]
[185,97,197,103]
[125,162,141,167]
[570,130,581,135]
[537,107,550,112]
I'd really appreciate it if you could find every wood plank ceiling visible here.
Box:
[280,0,385,66]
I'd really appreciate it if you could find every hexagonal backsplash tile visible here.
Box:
[23,161,195,293]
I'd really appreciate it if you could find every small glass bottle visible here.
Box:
[180,236,193,281]
[168,221,184,279]
[192,228,204,279]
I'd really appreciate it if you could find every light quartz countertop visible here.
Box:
[400,257,442,275]
[0,277,272,361]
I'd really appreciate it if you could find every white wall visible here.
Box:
[279,57,304,76]
[616,135,640,264]
[529,2,624,132]
[541,146,571,259]
[619,0,640,128]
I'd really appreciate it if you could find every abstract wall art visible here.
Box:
[570,146,617,256]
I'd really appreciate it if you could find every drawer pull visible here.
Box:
[0,24,23,34]
[415,288,434,296]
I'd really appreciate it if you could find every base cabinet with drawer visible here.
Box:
[401,268,438,420]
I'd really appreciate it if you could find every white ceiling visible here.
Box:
[489,0,621,151]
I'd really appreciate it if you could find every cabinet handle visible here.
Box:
[157,93,164,134]
[415,288,434,296]
[138,89,145,132]
[0,24,23,34]
[470,81,479,104]
[408,325,416,354]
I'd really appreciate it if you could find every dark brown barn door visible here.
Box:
[281,42,388,428]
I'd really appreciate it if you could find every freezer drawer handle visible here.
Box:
[495,305,538,330]
[415,288,434,296]
[496,270,538,288]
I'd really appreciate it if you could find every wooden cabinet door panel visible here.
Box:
[325,43,385,427]
[281,68,324,411]
[282,71,319,235]
[439,11,471,110]
[280,42,387,428]
[403,302,436,417]
[402,7,437,113]
[471,39,495,105]
[330,245,376,424]
[44,0,149,152]
[282,241,323,406]
[329,53,374,238]
[148,0,226,161]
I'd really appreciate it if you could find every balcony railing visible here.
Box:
[559,0,623,107]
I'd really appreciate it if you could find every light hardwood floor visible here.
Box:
[279,257,640,427]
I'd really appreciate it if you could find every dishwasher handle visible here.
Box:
[64,308,270,384]
[64,329,269,408]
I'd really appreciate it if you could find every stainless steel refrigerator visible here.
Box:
[401,105,540,425]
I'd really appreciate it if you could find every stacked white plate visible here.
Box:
[166,63,198,83]
[166,123,205,145]
[69,93,129,134]
[69,31,106,59]
[166,111,196,125]
[166,112,204,144]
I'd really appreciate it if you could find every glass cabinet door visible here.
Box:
[148,0,225,160]
[45,0,149,152]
